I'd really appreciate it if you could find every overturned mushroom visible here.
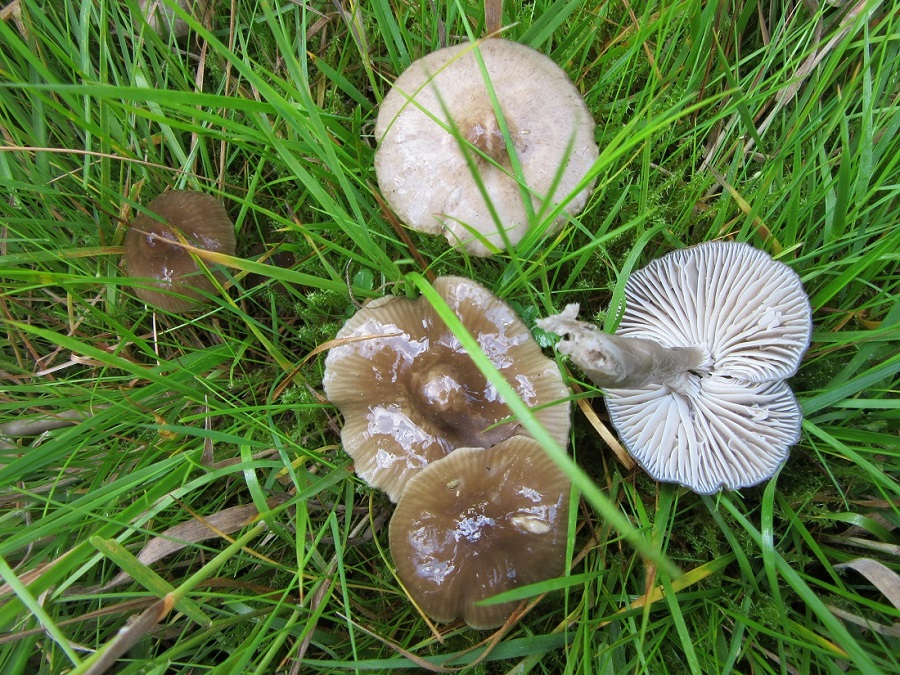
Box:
[124,190,235,313]
[375,38,598,256]
[537,241,812,494]
[323,276,571,502]
[389,436,571,629]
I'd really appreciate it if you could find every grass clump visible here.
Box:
[1,0,898,673]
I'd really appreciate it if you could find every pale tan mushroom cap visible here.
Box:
[124,190,235,313]
[389,438,571,629]
[375,39,599,256]
[323,276,571,502]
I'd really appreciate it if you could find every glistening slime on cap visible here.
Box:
[389,438,571,629]
[323,276,570,502]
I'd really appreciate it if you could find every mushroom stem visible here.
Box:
[537,304,705,393]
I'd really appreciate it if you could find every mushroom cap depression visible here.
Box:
[124,190,236,313]
[322,276,571,502]
[609,241,811,493]
[375,38,599,256]
[389,437,571,629]
[538,241,812,494]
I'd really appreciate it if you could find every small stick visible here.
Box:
[484,0,502,37]
[0,409,97,437]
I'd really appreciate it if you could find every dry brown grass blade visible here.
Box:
[0,477,81,507]
[827,604,900,638]
[822,535,900,557]
[291,559,337,669]
[568,380,634,470]
[0,549,78,600]
[835,558,900,609]
[621,0,663,83]
[0,597,156,646]
[754,0,871,143]
[80,594,175,675]
[0,0,26,38]
[89,502,267,592]
[702,0,872,177]
[0,409,92,437]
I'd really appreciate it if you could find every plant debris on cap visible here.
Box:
[537,241,812,494]
[389,437,571,629]
[323,276,571,502]
[375,38,599,257]
[124,190,235,313]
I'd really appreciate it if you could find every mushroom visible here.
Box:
[123,190,236,313]
[323,276,571,502]
[137,0,207,39]
[375,38,599,256]
[389,436,571,629]
[537,241,812,494]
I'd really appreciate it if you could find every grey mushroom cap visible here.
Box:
[389,437,571,629]
[375,38,599,257]
[323,276,571,502]
[538,241,812,494]
[619,241,812,382]
[607,377,803,494]
[123,190,236,313]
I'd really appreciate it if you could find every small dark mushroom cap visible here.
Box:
[323,276,571,502]
[389,437,571,629]
[375,38,598,256]
[124,190,235,313]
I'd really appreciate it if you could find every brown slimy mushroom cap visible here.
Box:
[375,38,599,256]
[537,241,812,494]
[124,190,235,313]
[323,276,571,502]
[389,437,571,629]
